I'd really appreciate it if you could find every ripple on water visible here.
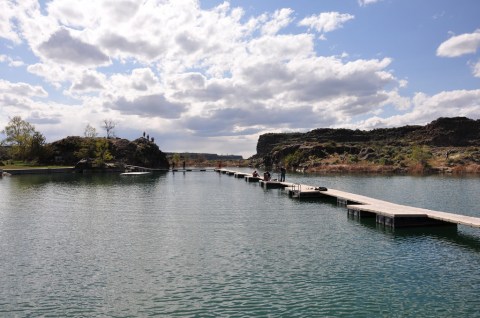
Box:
[1,173,480,316]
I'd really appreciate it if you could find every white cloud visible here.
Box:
[0,54,25,67]
[473,60,480,78]
[0,0,22,44]
[38,28,110,66]
[437,29,480,57]
[28,62,101,91]
[0,79,48,97]
[27,111,62,125]
[298,12,354,35]
[358,0,382,7]
[261,8,294,35]
[355,89,480,129]
[106,94,187,119]
[69,70,106,93]
[9,60,25,67]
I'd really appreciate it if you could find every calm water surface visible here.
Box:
[1,170,480,317]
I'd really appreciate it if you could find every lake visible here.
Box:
[1,170,480,317]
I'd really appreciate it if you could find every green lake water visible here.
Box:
[1,170,480,317]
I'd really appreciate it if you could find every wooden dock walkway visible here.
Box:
[216,169,480,229]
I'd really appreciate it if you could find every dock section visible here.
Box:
[217,169,480,229]
[245,175,263,182]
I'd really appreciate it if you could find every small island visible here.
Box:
[0,117,169,174]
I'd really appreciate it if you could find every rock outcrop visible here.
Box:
[256,117,480,157]
[47,136,170,169]
[253,117,480,173]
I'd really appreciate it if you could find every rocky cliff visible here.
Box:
[253,117,480,173]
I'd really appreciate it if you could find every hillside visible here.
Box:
[252,117,480,174]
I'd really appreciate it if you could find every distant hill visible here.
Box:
[252,117,480,174]
[165,152,243,161]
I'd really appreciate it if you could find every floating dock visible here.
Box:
[259,180,292,189]
[217,169,480,229]
[244,175,263,182]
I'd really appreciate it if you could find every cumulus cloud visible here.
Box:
[100,32,165,60]
[2,0,449,156]
[0,79,48,97]
[437,29,480,57]
[27,62,70,88]
[38,28,110,65]
[356,89,480,129]
[70,71,105,92]
[107,94,187,118]
[182,104,328,137]
[27,111,62,125]
[0,0,21,44]
[130,68,158,91]
[298,12,354,35]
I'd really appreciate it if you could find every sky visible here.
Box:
[1,0,480,158]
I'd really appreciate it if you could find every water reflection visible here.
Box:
[1,171,480,317]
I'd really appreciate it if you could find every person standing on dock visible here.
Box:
[280,167,286,182]
[183,161,186,170]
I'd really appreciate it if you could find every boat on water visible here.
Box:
[120,171,152,175]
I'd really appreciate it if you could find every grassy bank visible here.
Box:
[0,161,73,170]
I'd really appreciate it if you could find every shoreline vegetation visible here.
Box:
[2,116,480,176]
[2,157,480,176]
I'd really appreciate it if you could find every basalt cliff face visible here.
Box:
[253,117,480,173]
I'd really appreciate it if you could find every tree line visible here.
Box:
[0,116,118,165]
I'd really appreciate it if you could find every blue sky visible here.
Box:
[1,0,480,157]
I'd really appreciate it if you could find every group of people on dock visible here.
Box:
[252,167,286,182]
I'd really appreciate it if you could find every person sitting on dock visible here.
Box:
[263,171,271,181]
[252,170,259,177]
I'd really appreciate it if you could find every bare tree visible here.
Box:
[84,124,98,138]
[102,119,117,138]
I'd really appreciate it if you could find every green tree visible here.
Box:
[75,137,97,160]
[29,131,46,161]
[2,116,43,161]
[411,145,432,167]
[94,138,113,166]
[172,153,181,167]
